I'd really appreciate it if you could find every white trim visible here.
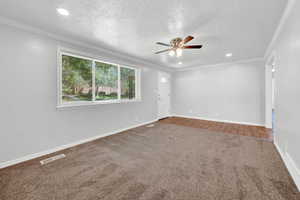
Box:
[265,52,277,128]
[135,69,138,100]
[0,15,273,72]
[175,57,265,72]
[0,16,172,72]
[92,59,96,101]
[0,15,276,72]
[264,0,296,59]
[158,115,172,120]
[0,119,158,169]
[266,51,277,67]
[137,69,142,100]
[172,114,265,127]
[119,64,137,71]
[117,65,121,100]
[265,124,272,129]
[274,142,300,191]
[59,50,94,62]
[57,48,63,106]
[59,47,139,71]
[57,99,142,109]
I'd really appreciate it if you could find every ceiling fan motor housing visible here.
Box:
[155,35,202,54]
[170,38,183,48]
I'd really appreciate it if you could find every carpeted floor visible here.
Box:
[0,121,299,200]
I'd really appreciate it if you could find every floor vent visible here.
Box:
[40,154,66,165]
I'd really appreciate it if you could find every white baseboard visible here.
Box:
[265,124,272,129]
[172,114,265,127]
[0,119,158,169]
[274,142,300,191]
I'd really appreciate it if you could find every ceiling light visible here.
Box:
[169,50,175,56]
[176,48,183,57]
[57,8,70,16]
[178,62,182,65]
[226,53,232,57]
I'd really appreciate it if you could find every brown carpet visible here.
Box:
[0,121,299,200]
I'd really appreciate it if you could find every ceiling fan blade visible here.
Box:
[183,45,203,49]
[156,42,171,47]
[183,36,194,44]
[155,49,171,54]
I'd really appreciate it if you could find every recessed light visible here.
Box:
[178,62,182,65]
[226,53,232,57]
[57,8,70,16]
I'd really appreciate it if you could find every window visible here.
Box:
[62,55,93,102]
[95,62,118,101]
[58,51,140,107]
[121,67,136,100]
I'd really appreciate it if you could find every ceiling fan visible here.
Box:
[155,36,202,57]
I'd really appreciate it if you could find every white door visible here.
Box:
[158,72,171,119]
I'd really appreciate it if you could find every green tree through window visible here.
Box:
[121,67,136,99]
[95,62,118,101]
[62,55,92,102]
[60,53,138,105]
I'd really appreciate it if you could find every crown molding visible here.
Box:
[264,0,296,59]
[0,16,173,72]
[0,14,280,73]
[174,57,265,72]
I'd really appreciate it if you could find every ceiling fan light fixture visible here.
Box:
[176,48,182,57]
[169,50,175,56]
[226,53,233,57]
[56,8,70,16]
[155,35,202,55]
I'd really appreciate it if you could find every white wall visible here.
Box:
[0,24,164,165]
[265,58,273,128]
[265,0,300,188]
[172,60,265,125]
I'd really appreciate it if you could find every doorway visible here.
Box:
[158,72,171,119]
[271,62,276,130]
[266,53,276,136]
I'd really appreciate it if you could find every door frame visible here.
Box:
[157,72,171,119]
[265,51,276,129]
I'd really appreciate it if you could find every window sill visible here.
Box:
[56,99,142,109]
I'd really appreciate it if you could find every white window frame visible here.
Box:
[57,48,141,108]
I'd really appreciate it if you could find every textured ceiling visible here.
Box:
[0,0,287,69]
